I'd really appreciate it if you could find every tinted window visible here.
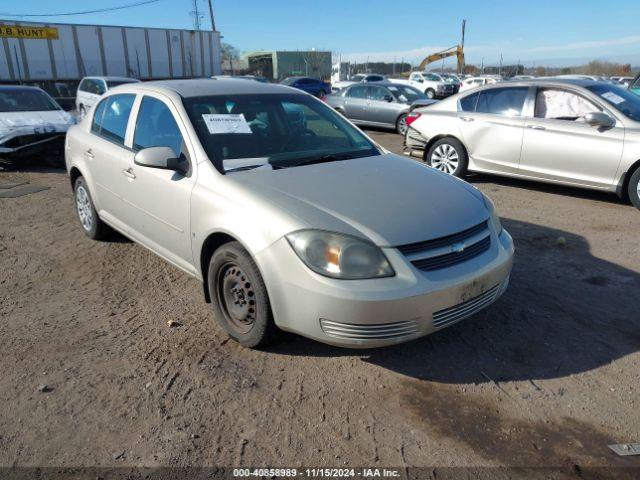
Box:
[133,96,184,156]
[585,84,640,122]
[0,88,60,112]
[369,86,391,101]
[78,79,89,93]
[94,80,106,95]
[476,87,528,116]
[91,94,135,145]
[367,75,384,82]
[183,93,377,173]
[459,92,479,112]
[347,86,368,99]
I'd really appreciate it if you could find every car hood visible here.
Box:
[0,110,75,138]
[227,153,488,247]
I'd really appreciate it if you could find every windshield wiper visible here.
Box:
[273,151,374,169]
[225,164,269,173]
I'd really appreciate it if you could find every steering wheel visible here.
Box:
[279,129,317,152]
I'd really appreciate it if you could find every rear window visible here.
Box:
[0,89,60,112]
[476,87,529,116]
[459,92,479,112]
[91,94,136,145]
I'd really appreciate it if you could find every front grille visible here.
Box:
[398,221,488,255]
[411,236,490,271]
[432,284,500,329]
[320,318,421,341]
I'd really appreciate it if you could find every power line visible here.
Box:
[0,0,164,18]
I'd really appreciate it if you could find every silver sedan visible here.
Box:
[326,82,435,135]
[65,79,513,349]
[406,78,640,209]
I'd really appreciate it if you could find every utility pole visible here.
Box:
[207,0,216,31]
[460,19,466,74]
[481,57,484,75]
[191,0,203,31]
[499,53,503,76]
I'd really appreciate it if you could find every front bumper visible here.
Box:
[256,228,514,348]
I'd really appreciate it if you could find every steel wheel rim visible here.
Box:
[637,181,640,200]
[398,116,408,135]
[75,185,93,231]
[217,262,256,334]
[430,144,459,174]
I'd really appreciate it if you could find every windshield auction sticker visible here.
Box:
[202,114,253,134]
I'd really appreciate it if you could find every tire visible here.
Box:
[425,88,436,99]
[425,137,468,177]
[628,167,640,209]
[396,113,408,135]
[73,177,111,240]
[208,242,279,348]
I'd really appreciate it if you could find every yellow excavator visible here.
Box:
[417,45,465,73]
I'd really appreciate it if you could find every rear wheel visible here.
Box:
[396,113,408,135]
[208,242,279,348]
[425,137,468,177]
[628,167,640,210]
[425,88,435,99]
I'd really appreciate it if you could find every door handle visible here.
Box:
[84,149,94,160]
[122,167,136,179]
[460,116,475,122]
[527,125,546,130]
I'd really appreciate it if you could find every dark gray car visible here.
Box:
[326,82,436,135]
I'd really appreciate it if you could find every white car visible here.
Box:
[76,76,139,117]
[459,76,500,92]
[391,72,456,99]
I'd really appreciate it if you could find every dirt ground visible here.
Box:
[1,129,640,477]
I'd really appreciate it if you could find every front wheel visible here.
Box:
[425,137,468,177]
[628,168,640,210]
[425,88,435,99]
[74,177,112,240]
[208,242,279,348]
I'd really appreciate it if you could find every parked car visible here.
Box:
[280,76,331,97]
[610,76,634,86]
[0,85,75,166]
[326,82,436,135]
[405,78,640,209]
[511,75,536,81]
[440,73,463,92]
[65,79,513,348]
[331,74,387,92]
[212,75,269,83]
[391,72,456,99]
[459,76,500,92]
[76,76,140,117]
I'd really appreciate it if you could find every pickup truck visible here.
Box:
[390,72,456,99]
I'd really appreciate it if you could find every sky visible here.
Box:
[2,0,640,67]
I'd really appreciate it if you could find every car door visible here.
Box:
[86,94,137,230]
[342,85,369,122]
[458,86,530,175]
[518,86,624,188]
[367,85,401,127]
[121,94,197,272]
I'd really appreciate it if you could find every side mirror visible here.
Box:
[417,79,424,83]
[584,112,615,128]
[383,95,394,103]
[134,146,185,173]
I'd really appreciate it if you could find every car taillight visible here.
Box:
[406,112,421,126]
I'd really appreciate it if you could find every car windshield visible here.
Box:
[106,80,138,88]
[386,84,428,102]
[585,84,640,122]
[0,89,60,112]
[183,93,379,173]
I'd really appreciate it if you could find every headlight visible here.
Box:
[286,230,395,279]
[482,194,503,234]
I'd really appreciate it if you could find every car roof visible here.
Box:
[114,78,303,97]
[464,77,608,92]
[0,85,44,92]
[83,76,139,82]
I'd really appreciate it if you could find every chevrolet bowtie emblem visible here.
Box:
[451,242,465,253]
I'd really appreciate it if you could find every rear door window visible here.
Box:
[476,87,528,116]
[369,86,391,101]
[347,86,368,99]
[91,94,136,145]
[133,96,184,156]
[459,92,479,112]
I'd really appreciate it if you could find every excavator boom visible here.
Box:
[417,45,465,73]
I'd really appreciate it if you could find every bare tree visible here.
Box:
[221,43,240,75]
